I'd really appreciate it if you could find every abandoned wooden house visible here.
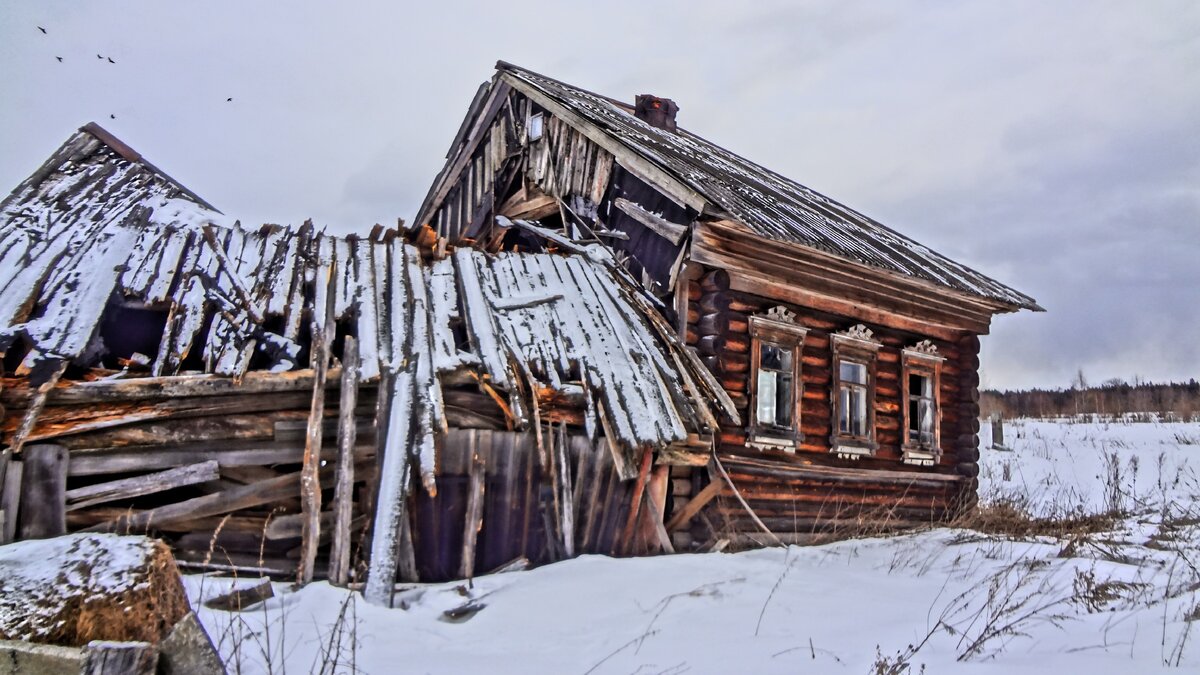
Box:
[0,122,733,603]
[415,61,1041,547]
[0,61,1038,602]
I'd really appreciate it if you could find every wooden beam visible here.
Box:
[328,336,361,587]
[665,478,723,532]
[299,261,336,586]
[613,198,688,245]
[618,448,653,555]
[18,444,68,540]
[65,461,219,512]
[643,464,675,554]
[459,432,486,579]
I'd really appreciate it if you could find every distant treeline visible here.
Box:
[981,378,1200,420]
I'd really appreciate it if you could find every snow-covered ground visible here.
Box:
[189,418,1200,674]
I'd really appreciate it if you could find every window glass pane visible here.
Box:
[761,343,790,371]
[839,387,850,434]
[840,360,867,385]
[852,387,867,436]
[909,374,924,397]
[775,373,793,427]
[909,398,921,436]
[757,370,778,426]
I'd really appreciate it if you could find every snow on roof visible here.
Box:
[0,126,730,467]
[496,62,1040,311]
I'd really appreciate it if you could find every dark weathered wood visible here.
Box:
[0,362,66,494]
[80,641,157,675]
[665,478,722,532]
[459,434,486,579]
[299,266,336,586]
[0,460,21,544]
[328,336,360,587]
[158,612,225,675]
[65,464,217,517]
[202,578,274,611]
[18,443,68,539]
[84,462,349,533]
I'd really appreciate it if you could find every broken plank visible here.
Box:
[18,443,68,540]
[664,478,722,532]
[65,461,220,512]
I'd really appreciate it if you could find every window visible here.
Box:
[830,324,881,459]
[748,306,808,451]
[838,360,869,437]
[907,373,935,445]
[528,112,545,141]
[901,340,944,466]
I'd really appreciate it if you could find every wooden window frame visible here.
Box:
[901,342,945,467]
[830,325,882,460]
[747,308,808,452]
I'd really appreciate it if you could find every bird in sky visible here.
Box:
[96,54,103,59]
[107,57,115,64]
[37,26,47,34]
[56,56,63,62]
[226,97,233,102]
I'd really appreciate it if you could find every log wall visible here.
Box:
[680,267,977,540]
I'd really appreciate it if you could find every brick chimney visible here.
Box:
[634,94,679,133]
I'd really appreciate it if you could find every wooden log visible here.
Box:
[81,641,158,675]
[700,269,729,293]
[698,312,728,335]
[686,281,701,301]
[686,305,700,324]
[698,335,724,356]
[328,336,361,586]
[2,360,66,466]
[957,462,979,478]
[665,479,722,532]
[685,324,700,345]
[717,352,749,374]
[721,374,747,393]
[699,292,757,315]
[299,267,336,586]
[65,461,219,512]
[459,435,486,579]
[1,461,20,544]
[202,578,274,611]
[18,443,68,539]
[725,333,750,353]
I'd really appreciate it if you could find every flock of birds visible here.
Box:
[35,24,234,120]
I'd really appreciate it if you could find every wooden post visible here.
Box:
[1,460,22,544]
[298,266,335,586]
[665,479,722,532]
[81,641,158,675]
[18,444,67,540]
[990,412,1005,450]
[459,432,486,580]
[556,424,575,558]
[618,448,653,556]
[328,336,360,587]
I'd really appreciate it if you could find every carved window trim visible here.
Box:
[747,306,808,452]
[901,341,945,467]
[830,324,881,460]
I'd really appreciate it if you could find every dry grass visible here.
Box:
[951,500,1118,540]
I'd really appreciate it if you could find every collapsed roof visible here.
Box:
[0,124,734,485]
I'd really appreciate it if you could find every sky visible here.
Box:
[1,1,1196,390]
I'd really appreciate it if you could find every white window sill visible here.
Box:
[748,434,799,453]
[901,446,941,467]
